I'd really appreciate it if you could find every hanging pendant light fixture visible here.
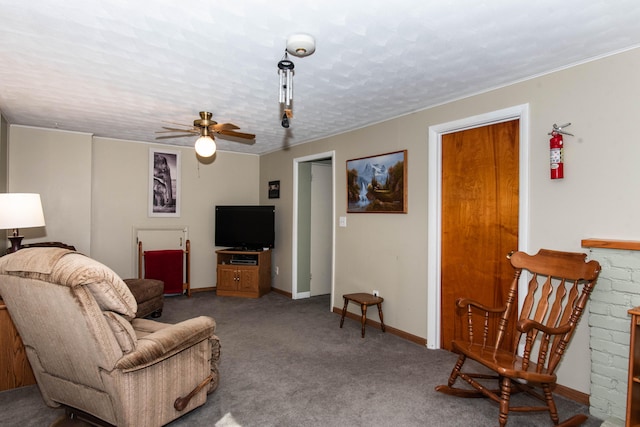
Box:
[194,127,216,157]
[277,33,316,128]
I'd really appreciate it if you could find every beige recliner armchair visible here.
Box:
[0,247,220,426]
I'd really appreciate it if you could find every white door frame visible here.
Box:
[292,151,336,309]
[426,104,530,349]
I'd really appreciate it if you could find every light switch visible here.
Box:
[339,216,347,227]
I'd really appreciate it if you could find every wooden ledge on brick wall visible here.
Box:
[581,238,640,251]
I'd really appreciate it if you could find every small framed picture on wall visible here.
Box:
[269,180,280,199]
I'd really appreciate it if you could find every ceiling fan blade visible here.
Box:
[217,129,256,140]
[162,120,193,128]
[155,134,196,140]
[215,131,256,145]
[159,126,198,133]
[211,122,240,131]
[155,130,194,135]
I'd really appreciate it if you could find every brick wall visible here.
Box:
[587,246,640,426]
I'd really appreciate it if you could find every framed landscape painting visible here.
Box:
[149,148,181,217]
[346,150,407,213]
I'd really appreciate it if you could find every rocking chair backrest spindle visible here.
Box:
[509,249,601,375]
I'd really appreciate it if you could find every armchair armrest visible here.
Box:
[456,297,506,314]
[115,316,216,371]
[517,319,571,336]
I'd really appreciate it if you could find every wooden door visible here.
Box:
[440,120,519,351]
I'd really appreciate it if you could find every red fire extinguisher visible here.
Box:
[549,123,572,180]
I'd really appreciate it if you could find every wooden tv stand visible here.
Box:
[215,249,271,298]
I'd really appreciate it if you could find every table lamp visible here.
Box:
[0,193,46,253]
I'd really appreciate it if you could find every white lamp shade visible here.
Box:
[195,135,216,157]
[0,193,46,230]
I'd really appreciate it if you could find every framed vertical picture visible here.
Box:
[347,150,407,213]
[268,180,280,199]
[149,148,181,217]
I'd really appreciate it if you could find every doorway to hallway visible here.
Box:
[292,151,336,311]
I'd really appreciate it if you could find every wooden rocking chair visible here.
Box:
[435,249,601,426]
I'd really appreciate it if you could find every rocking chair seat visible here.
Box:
[451,340,555,384]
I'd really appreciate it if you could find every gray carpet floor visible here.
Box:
[0,291,602,426]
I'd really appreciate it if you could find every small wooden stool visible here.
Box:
[340,292,386,338]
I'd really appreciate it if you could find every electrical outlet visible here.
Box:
[275,266,279,275]
[373,290,379,297]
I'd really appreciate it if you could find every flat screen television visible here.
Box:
[215,205,275,250]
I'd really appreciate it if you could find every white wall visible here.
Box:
[7,130,260,288]
[0,115,7,191]
[8,126,92,254]
[260,47,640,394]
[0,114,8,251]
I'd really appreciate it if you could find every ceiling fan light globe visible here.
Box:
[195,135,216,157]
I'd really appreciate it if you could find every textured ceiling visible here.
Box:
[1,0,640,155]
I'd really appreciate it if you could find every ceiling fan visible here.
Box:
[156,111,255,157]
